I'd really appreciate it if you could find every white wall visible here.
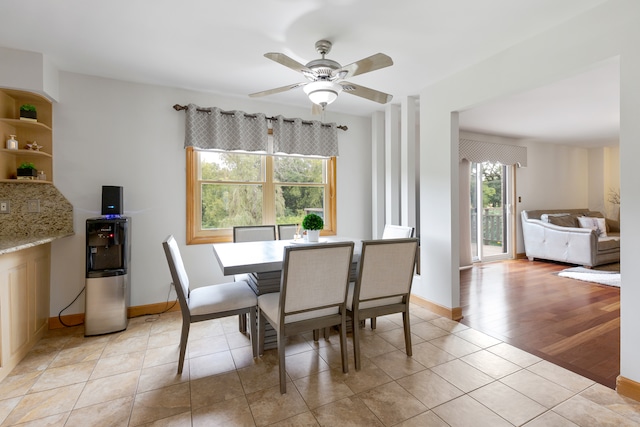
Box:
[50,71,372,316]
[419,0,640,384]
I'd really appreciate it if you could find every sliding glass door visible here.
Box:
[470,162,512,262]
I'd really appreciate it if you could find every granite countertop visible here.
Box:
[0,232,75,255]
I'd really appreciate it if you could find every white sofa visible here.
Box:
[521,209,620,267]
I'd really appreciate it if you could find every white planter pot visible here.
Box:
[307,230,320,242]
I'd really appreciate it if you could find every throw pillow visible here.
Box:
[577,216,608,237]
[585,211,610,233]
[540,213,570,223]
[548,215,578,228]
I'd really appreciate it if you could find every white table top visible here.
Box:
[212,236,361,275]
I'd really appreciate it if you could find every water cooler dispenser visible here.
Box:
[85,217,131,336]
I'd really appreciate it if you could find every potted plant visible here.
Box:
[302,213,324,242]
[19,104,37,121]
[17,162,37,179]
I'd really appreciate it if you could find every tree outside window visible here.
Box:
[186,147,336,244]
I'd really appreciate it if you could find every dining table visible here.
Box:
[212,236,362,349]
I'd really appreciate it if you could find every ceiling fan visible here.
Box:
[249,40,393,112]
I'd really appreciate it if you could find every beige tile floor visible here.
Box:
[1,304,640,426]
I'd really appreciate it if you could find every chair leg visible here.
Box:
[339,316,349,373]
[258,308,265,356]
[402,309,412,356]
[248,307,258,358]
[352,312,362,371]
[177,320,190,374]
[370,317,377,329]
[239,313,247,333]
[278,330,287,394]
[313,329,320,341]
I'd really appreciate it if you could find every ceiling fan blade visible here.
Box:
[336,53,393,79]
[341,82,393,104]
[264,52,314,76]
[249,82,308,98]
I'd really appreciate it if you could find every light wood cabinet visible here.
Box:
[0,244,51,382]
[0,89,53,183]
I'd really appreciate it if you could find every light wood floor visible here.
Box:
[460,259,620,389]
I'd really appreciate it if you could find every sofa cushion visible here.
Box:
[548,215,578,228]
[578,216,608,237]
[541,213,569,223]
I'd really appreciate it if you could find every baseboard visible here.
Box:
[49,313,86,329]
[515,252,528,260]
[616,375,640,402]
[49,301,180,330]
[410,294,463,321]
[127,301,181,318]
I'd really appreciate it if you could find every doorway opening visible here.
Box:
[470,161,513,262]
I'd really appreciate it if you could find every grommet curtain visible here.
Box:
[183,104,339,157]
[184,104,268,152]
[272,115,339,157]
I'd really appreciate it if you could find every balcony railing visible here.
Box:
[471,210,503,246]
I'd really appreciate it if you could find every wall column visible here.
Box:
[372,111,385,238]
[385,104,401,227]
[401,96,418,233]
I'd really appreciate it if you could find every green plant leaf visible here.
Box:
[302,213,323,230]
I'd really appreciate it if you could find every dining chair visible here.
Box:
[162,235,258,374]
[382,224,415,239]
[347,238,419,371]
[232,225,277,332]
[233,225,277,243]
[364,224,416,330]
[277,224,299,240]
[257,241,354,394]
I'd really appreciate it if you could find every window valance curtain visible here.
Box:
[183,104,339,157]
[184,104,268,152]
[272,115,339,157]
[459,138,527,167]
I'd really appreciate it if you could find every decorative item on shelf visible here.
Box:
[302,213,324,242]
[25,140,42,151]
[6,134,18,150]
[19,104,37,122]
[17,162,38,180]
[37,170,47,181]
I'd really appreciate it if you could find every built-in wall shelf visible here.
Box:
[0,118,52,132]
[0,89,53,183]
[0,148,52,158]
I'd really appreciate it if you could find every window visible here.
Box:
[186,147,336,243]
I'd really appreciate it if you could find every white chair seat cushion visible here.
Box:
[188,281,256,316]
[346,282,402,311]
[258,292,338,326]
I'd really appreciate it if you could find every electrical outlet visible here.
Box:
[27,199,40,213]
[0,200,9,214]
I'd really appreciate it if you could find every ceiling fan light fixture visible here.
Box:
[303,81,343,106]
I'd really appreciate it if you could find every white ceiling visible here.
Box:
[0,0,617,145]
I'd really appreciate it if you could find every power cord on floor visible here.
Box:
[58,282,178,326]
[58,286,86,327]
[133,282,179,322]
